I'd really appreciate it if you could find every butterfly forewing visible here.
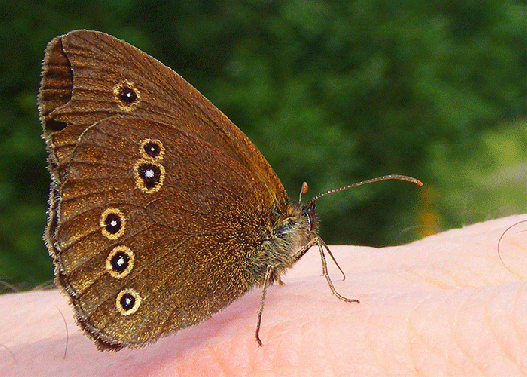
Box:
[39,30,287,209]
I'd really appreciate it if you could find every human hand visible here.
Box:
[1,215,525,376]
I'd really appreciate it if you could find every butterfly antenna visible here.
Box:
[309,174,423,204]
[298,182,309,203]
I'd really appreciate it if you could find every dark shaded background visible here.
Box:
[0,0,525,290]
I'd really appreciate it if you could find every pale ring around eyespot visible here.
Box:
[100,208,126,240]
[106,246,134,279]
[116,288,142,316]
[133,159,166,194]
[112,80,141,112]
[140,138,165,161]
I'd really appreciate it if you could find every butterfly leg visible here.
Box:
[316,238,360,304]
[255,265,274,346]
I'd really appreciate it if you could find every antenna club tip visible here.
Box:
[395,175,423,186]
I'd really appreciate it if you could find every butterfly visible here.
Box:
[39,30,421,351]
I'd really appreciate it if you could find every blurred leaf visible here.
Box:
[0,0,524,289]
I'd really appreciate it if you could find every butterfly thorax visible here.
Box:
[253,200,319,285]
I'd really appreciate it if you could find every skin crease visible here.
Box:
[0,215,526,376]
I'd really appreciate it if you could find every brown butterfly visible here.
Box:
[38,30,421,351]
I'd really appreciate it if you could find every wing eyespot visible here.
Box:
[113,80,140,111]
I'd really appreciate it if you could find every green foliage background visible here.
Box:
[0,0,525,290]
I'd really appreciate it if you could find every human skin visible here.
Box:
[0,215,526,376]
